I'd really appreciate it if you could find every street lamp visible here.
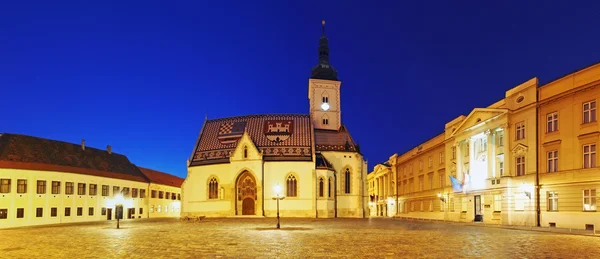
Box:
[272,184,285,229]
[115,193,124,229]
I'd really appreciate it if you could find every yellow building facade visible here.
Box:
[0,134,183,229]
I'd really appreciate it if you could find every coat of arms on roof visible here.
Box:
[218,121,247,144]
[264,120,293,142]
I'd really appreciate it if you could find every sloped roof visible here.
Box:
[138,167,185,188]
[315,153,334,170]
[0,133,148,182]
[190,114,313,166]
[314,125,358,152]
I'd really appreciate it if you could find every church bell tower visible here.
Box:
[309,20,342,131]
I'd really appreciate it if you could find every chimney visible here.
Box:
[107,145,112,154]
[81,139,85,151]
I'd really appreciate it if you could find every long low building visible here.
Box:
[0,133,184,229]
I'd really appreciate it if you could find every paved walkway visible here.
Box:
[1,218,600,258]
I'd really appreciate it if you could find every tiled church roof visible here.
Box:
[314,125,358,152]
[0,133,149,182]
[138,167,185,188]
[190,114,313,166]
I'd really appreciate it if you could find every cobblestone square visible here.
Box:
[1,218,600,258]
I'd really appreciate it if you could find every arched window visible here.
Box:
[328,177,332,197]
[286,175,297,197]
[209,177,219,199]
[243,146,248,158]
[345,168,351,194]
[318,177,324,197]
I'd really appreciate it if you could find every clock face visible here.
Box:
[321,102,330,111]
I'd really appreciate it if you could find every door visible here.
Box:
[474,195,483,222]
[242,198,255,215]
[128,208,134,219]
[107,208,112,220]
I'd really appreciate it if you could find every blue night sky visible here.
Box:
[2,1,600,178]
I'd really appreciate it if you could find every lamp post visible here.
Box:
[272,184,285,229]
[115,193,124,229]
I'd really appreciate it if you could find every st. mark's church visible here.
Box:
[181,22,368,218]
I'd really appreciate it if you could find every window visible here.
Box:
[516,121,525,140]
[0,209,6,219]
[429,200,433,212]
[440,199,445,212]
[428,157,432,168]
[113,186,120,196]
[159,191,164,199]
[151,190,157,198]
[318,178,324,197]
[498,133,504,147]
[101,208,107,216]
[165,192,170,200]
[140,189,146,198]
[165,205,168,213]
[449,197,455,212]
[439,152,444,164]
[208,177,218,199]
[157,205,161,213]
[89,207,94,216]
[51,208,57,217]
[243,146,248,158]
[177,193,181,200]
[322,96,329,103]
[65,207,71,217]
[419,160,423,171]
[37,180,46,194]
[583,189,596,211]
[493,194,502,212]
[547,192,558,211]
[123,187,130,197]
[547,150,558,173]
[428,174,433,190]
[139,208,143,215]
[322,118,329,125]
[77,183,86,195]
[584,144,596,169]
[451,147,456,159]
[90,184,97,196]
[150,205,155,213]
[77,207,83,216]
[36,208,43,217]
[65,182,74,195]
[583,100,596,124]
[461,197,468,212]
[17,179,27,193]
[102,185,109,196]
[499,162,504,176]
[328,178,332,198]
[547,112,558,132]
[132,188,138,198]
[439,173,445,188]
[286,175,297,197]
[52,181,60,194]
[0,179,10,193]
[418,176,424,191]
[17,208,24,218]
[344,168,351,194]
[516,156,525,176]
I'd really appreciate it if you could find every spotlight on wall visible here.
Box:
[520,183,533,199]
[437,193,446,202]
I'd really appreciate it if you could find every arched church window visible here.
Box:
[286,175,297,197]
[318,177,324,197]
[209,177,219,199]
[243,146,248,159]
[345,168,351,194]
[328,177,332,197]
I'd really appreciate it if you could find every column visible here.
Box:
[456,141,463,181]
[502,125,509,177]
[486,130,494,179]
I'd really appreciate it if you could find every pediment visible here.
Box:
[230,132,263,162]
[511,143,529,156]
[451,108,507,137]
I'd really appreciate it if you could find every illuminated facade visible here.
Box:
[0,134,183,229]
[367,158,397,217]
[182,22,368,218]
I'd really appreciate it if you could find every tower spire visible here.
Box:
[310,20,338,81]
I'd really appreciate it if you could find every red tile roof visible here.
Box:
[138,167,185,188]
[314,125,358,152]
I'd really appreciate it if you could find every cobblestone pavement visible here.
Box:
[1,218,600,259]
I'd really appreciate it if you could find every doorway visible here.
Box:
[107,208,112,220]
[128,208,134,219]
[242,198,255,215]
[474,195,483,222]
[236,171,257,215]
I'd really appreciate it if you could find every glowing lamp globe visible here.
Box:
[274,184,282,196]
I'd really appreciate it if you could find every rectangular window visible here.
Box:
[140,189,146,198]
[0,209,7,219]
[89,184,97,196]
[461,197,468,212]
[151,190,157,198]
[516,156,525,176]
[547,112,558,132]
[37,180,46,194]
[428,157,432,168]
[166,192,170,200]
[77,183,86,195]
[159,191,164,199]
[172,193,176,200]
[17,179,27,193]
[418,176,424,191]
[101,208,106,216]
[583,100,597,124]
[583,189,597,211]
[499,161,504,176]
[583,144,597,169]
[52,181,60,194]
[516,121,525,140]
[36,208,43,217]
[547,150,558,173]
[132,188,138,198]
[498,133,504,147]
[547,192,558,211]
[139,208,143,215]
[439,173,445,188]
[17,208,24,218]
[65,207,71,217]
[89,207,94,216]
[493,194,501,212]
[122,187,130,197]
[51,208,57,217]
[65,182,74,195]
[113,186,120,196]
[77,207,83,216]
[102,185,109,196]
[0,179,10,193]
[428,174,433,190]
[439,152,444,164]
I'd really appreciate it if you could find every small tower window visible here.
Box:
[322,119,329,125]
[243,146,248,158]
[322,96,329,103]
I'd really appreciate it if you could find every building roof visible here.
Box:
[314,125,359,153]
[315,153,334,170]
[138,167,185,188]
[0,133,149,182]
[190,114,313,166]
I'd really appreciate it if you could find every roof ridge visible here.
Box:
[1,133,126,156]
[207,113,310,122]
